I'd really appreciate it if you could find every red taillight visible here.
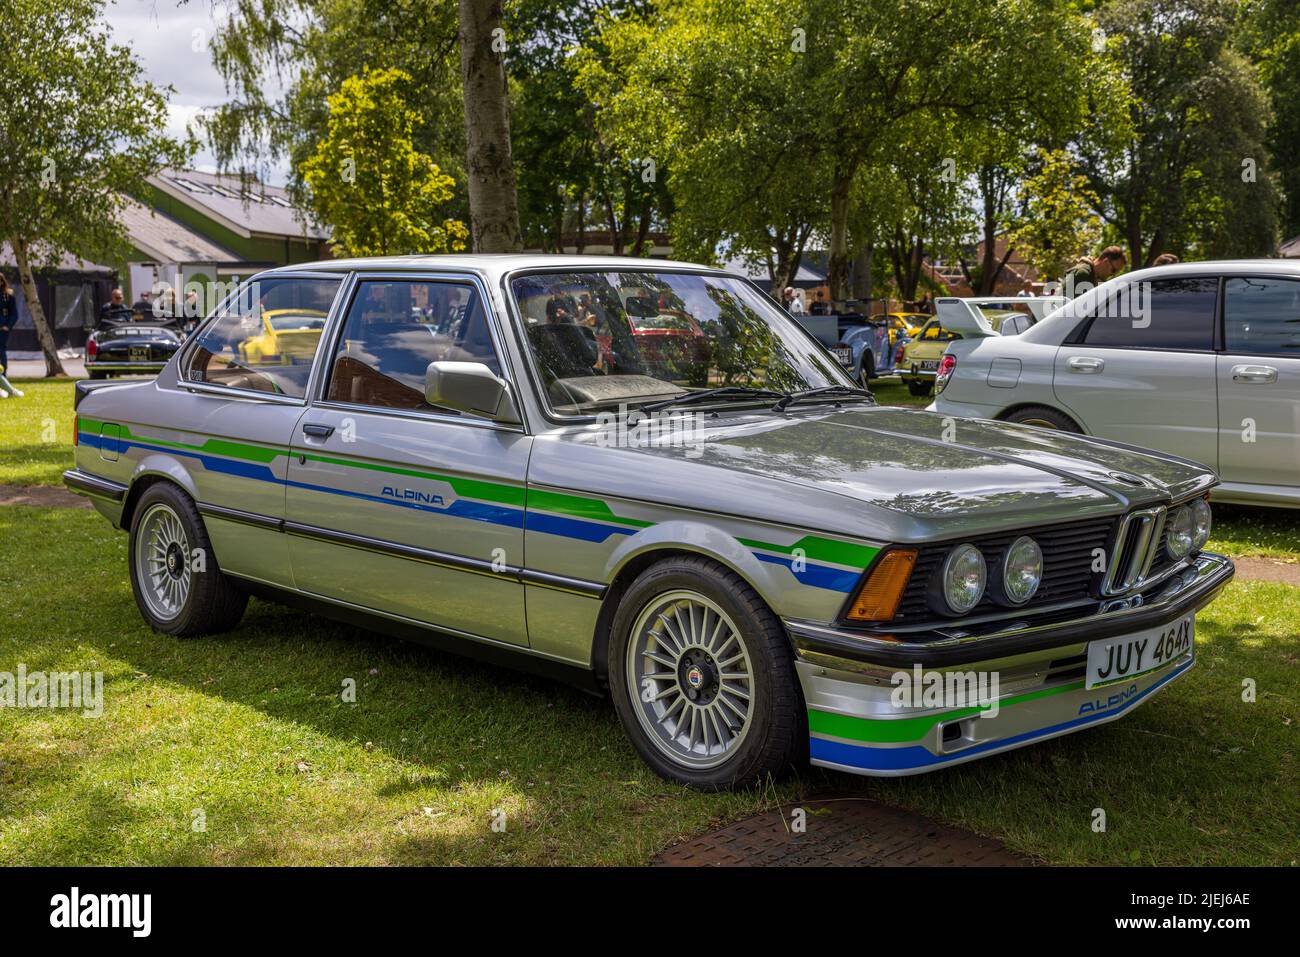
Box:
[894,344,906,364]
[86,337,97,359]
[73,413,79,446]
[936,354,957,393]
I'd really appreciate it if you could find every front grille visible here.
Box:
[890,516,1116,625]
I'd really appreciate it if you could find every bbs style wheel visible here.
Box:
[128,482,248,636]
[607,556,803,790]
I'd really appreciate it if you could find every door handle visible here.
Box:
[1068,356,1105,373]
[1231,364,1278,384]
[302,423,335,438]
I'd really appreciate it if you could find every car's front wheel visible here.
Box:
[607,556,803,790]
[128,482,249,636]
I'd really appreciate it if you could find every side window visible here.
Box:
[185,276,339,396]
[325,279,502,412]
[1081,277,1216,350]
[1224,277,1300,355]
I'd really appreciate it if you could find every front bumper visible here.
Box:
[789,551,1233,776]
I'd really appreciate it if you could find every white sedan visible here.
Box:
[931,260,1300,508]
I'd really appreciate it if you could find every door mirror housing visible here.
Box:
[424,361,521,424]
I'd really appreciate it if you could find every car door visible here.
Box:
[173,273,344,587]
[1217,275,1300,489]
[1052,276,1219,469]
[283,274,531,646]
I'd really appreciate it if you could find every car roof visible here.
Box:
[261,254,727,283]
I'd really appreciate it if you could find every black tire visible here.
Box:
[607,556,804,790]
[1003,404,1082,432]
[127,482,248,637]
[907,378,933,397]
[87,371,106,380]
[857,353,874,387]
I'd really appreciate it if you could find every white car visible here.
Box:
[932,260,1300,508]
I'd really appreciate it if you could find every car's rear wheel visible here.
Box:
[128,482,248,636]
[907,379,933,397]
[607,556,803,790]
[1003,404,1082,432]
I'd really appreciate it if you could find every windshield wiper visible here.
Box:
[773,386,874,412]
[637,386,790,415]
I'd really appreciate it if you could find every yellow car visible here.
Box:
[894,317,960,397]
[238,308,329,365]
[887,311,931,339]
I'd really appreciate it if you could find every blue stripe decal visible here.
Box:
[755,552,858,593]
[81,430,855,592]
[811,659,1193,771]
[525,510,635,544]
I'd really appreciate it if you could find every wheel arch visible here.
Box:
[994,401,1088,433]
[120,457,199,530]
[589,526,785,688]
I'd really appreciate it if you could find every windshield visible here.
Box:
[509,270,850,415]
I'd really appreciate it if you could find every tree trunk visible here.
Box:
[850,241,873,302]
[826,168,853,302]
[10,236,65,377]
[458,0,522,252]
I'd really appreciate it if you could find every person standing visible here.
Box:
[1061,245,1127,299]
[0,275,22,398]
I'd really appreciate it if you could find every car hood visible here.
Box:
[566,405,1215,543]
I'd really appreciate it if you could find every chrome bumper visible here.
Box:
[786,552,1234,669]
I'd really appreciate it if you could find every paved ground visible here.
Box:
[654,796,1031,866]
[6,355,87,378]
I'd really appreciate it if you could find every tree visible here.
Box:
[0,0,189,375]
[204,0,466,217]
[1011,149,1104,282]
[459,0,523,251]
[575,0,831,289]
[1239,0,1300,240]
[300,69,468,256]
[1080,0,1279,265]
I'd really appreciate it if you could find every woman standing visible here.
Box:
[0,275,23,398]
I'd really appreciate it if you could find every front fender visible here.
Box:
[603,520,858,623]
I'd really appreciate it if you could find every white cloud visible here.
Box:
[105,0,290,184]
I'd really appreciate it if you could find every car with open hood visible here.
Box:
[64,256,1232,788]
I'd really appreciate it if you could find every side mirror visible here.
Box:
[424,361,521,424]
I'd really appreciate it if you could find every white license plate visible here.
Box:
[833,346,852,366]
[129,346,150,362]
[920,359,939,371]
[1085,616,1194,689]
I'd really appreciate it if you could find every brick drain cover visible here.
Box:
[654,796,1032,866]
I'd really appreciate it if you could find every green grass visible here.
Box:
[1,506,1297,865]
[869,375,933,408]
[1207,504,1300,562]
[0,379,77,486]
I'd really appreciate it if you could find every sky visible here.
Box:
[104,0,290,184]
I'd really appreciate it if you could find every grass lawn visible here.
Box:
[1,505,1296,865]
[869,375,932,409]
[0,379,79,486]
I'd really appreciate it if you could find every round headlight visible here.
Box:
[940,544,986,614]
[1166,506,1194,560]
[1191,498,1212,551]
[1001,536,1043,605]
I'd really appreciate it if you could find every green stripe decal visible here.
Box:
[78,419,878,576]
[739,535,878,569]
[809,680,1086,744]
